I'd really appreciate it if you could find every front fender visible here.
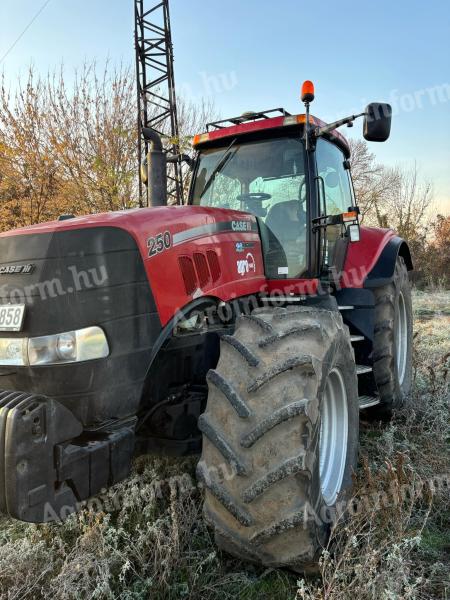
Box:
[364,237,413,288]
[340,227,412,288]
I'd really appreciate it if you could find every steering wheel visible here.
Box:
[237,192,271,218]
[237,192,272,204]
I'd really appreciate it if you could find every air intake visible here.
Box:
[193,252,210,288]
[206,250,221,282]
[178,256,197,295]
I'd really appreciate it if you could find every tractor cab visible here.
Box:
[188,83,392,283]
[191,131,309,278]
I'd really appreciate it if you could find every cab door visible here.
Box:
[314,138,355,275]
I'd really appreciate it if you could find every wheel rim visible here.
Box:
[319,368,349,506]
[395,291,408,385]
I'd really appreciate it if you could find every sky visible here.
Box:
[0,0,449,214]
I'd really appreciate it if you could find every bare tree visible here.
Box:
[385,163,433,241]
[349,139,399,225]
[349,140,433,244]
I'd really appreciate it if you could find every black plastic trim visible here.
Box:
[364,237,413,288]
[0,389,136,523]
[0,226,162,427]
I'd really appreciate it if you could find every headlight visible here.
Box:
[0,327,109,366]
[0,338,28,366]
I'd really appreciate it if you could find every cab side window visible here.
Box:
[315,138,353,215]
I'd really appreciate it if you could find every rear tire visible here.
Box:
[197,306,359,571]
[371,256,413,417]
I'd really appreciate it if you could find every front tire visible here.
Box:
[197,306,359,571]
[372,256,413,416]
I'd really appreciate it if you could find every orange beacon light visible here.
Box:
[301,80,315,103]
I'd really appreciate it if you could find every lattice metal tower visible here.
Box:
[135,0,183,206]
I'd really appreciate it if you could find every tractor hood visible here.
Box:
[0,205,259,263]
[0,205,267,327]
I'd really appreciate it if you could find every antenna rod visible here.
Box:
[304,101,310,151]
[301,81,315,152]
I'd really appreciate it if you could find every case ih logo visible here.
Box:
[237,253,256,277]
[0,264,35,275]
[231,220,252,232]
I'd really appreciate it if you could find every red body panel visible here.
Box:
[195,113,350,156]
[341,226,396,287]
[143,208,266,324]
[0,207,266,325]
[0,211,395,325]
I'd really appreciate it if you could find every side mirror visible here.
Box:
[140,158,148,185]
[363,103,392,142]
[167,153,195,170]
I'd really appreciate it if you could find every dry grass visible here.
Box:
[298,291,450,600]
[0,291,448,599]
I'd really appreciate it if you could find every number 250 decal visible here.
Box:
[147,231,172,257]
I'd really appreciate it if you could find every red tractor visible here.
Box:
[0,82,412,571]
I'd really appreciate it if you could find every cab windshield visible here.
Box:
[191,135,307,278]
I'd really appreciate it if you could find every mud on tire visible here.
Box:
[197,306,359,571]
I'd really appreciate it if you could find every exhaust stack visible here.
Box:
[142,128,167,207]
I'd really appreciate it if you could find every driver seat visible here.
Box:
[265,200,304,245]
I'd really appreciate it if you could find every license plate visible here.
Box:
[0,304,26,332]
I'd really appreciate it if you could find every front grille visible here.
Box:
[0,226,161,427]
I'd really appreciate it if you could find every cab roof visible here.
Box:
[193,108,351,158]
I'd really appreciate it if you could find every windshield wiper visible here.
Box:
[199,138,238,199]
